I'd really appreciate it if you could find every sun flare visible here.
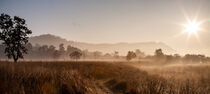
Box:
[184,21,200,34]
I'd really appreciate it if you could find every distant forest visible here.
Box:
[0,43,209,63]
[0,43,119,60]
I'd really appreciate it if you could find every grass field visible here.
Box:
[0,61,209,94]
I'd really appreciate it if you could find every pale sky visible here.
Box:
[0,0,210,55]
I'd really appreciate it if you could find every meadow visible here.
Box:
[0,61,209,94]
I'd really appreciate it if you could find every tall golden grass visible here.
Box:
[0,61,209,94]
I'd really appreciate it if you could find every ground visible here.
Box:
[0,60,209,94]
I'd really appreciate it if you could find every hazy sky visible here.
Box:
[0,0,210,55]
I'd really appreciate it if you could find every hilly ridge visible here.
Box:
[29,34,176,55]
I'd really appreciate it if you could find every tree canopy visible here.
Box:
[126,51,136,61]
[69,51,82,61]
[0,13,32,62]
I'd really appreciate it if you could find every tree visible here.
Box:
[48,45,56,52]
[25,43,33,54]
[81,49,88,59]
[38,45,49,58]
[104,53,112,58]
[59,43,65,59]
[53,50,61,59]
[173,54,181,62]
[25,43,33,51]
[126,51,136,61]
[59,43,65,53]
[69,51,82,61]
[135,49,145,58]
[48,45,56,58]
[66,45,73,54]
[155,48,164,58]
[113,51,119,59]
[66,45,79,54]
[0,13,32,62]
[93,51,102,59]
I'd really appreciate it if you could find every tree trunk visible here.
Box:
[13,55,18,63]
[14,58,18,62]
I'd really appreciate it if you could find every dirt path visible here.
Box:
[94,81,114,94]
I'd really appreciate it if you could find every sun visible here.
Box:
[184,21,200,34]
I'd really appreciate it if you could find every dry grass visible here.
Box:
[131,62,210,94]
[0,61,210,94]
[0,61,99,94]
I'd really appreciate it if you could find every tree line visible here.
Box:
[0,43,82,60]
[126,48,210,63]
[1,13,210,63]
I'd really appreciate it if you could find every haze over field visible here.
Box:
[1,0,210,55]
[29,34,175,55]
[1,0,210,94]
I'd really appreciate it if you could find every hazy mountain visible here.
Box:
[29,34,176,55]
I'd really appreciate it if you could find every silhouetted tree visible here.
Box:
[173,54,181,62]
[126,51,136,61]
[113,51,119,59]
[38,45,49,58]
[104,53,112,58]
[53,50,61,59]
[66,45,72,54]
[48,45,56,52]
[69,51,82,61]
[25,43,33,51]
[81,49,88,59]
[59,43,65,53]
[0,13,32,62]
[66,45,80,54]
[135,49,145,59]
[39,45,48,52]
[183,54,207,63]
[59,43,65,59]
[93,51,102,59]
[155,49,164,58]
[48,45,56,58]
[165,55,174,63]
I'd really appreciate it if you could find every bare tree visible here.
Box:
[0,13,32,62]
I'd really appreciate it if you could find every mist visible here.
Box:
[0,0,210,94]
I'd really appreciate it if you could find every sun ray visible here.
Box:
[184,21,200,33]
